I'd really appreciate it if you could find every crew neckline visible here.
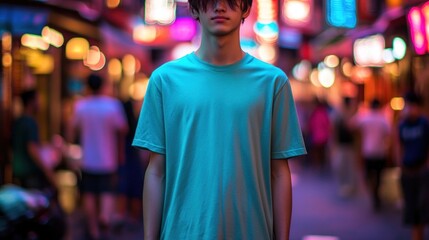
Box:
[188,52,252,71]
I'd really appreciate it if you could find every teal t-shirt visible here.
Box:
[133,52,306,239]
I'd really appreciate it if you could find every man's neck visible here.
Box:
[195,33,244,66]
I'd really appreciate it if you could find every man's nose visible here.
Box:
[213,0,226,11]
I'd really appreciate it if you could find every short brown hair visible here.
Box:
[188,0,253,14]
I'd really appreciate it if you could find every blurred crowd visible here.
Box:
[299,92,429,240]
[3,73,150,240]
[2,72,429,240]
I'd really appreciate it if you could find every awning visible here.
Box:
[100,22,152,74]
[0,3,101,39]
[309,7,406,62]
[0,5,48,35]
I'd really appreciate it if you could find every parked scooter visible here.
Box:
[0,184,66,240]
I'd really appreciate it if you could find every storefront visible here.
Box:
[0,2,102,184]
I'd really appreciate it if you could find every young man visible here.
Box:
[132,0,306,239]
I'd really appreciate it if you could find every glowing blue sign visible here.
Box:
[253,21,279,41]
[326,0,357,28]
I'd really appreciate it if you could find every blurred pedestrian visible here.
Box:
[115,99,147,230]
[396,92,429,240]
[351,98,391,211]
[308,97,331,171]
[331,96,358,198]
[132,0,307,239]
[12,89,57,191]
[67,74,128,239]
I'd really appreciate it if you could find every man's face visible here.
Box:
[193,0,250,37]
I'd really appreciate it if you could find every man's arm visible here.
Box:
[271,159,292,240]
[143,152,166,240]
[27,142,57,188]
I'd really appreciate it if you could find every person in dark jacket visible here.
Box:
[12,89,57,190]
[396,92,429,240]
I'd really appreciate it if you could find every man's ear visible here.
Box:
[190,8,200,21]
[242,8,251,19]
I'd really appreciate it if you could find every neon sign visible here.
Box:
[282,0,312,24]
[407,2,429,55]
[326,0,357,28]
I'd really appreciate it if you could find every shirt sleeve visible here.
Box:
[271,77,307,159]
[132,73,166,154]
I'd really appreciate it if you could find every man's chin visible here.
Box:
[211,29,234,37]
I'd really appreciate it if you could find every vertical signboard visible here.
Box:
[407,2,429,55]
[326,0,357,28]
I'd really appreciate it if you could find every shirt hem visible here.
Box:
[132,139,166,155]
[271,148,307,159]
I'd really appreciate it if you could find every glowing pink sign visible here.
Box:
[170,18,197,42]
[407,2,429,55]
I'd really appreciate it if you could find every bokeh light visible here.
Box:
[171,43,198,59]
[2,32,12,51]
[41,26,64,48]
[342,61,353,77]
[292,60,311,81]
[310,69,321,87]
[390,97,405,111]
[257,44,277,63]
[106,0,120,8]
[129,77,149,101]
[122,54,136,76]
[108,58,122,81]
[66,37,89,60]
[318,67,335,88]
[133,24,157,43]
[283,0,311,23]
[392,37,406,60]
[2,53,12,67]
[324,55,340,68]
[84,46,101,66]
[21,34,49,51]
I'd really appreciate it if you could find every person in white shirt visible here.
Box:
[68,74,128,239]
[351,98,391,211]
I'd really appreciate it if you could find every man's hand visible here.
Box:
[271,159,292,240]
[143,152,166,240]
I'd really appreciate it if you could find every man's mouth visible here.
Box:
[211,16,228,20]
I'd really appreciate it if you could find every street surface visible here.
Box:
[65,160,428,240]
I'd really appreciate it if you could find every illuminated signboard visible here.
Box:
[170,18,197,41]
[254,0,279,63]
[386,0,402,8]
[282,0,312,26]
[145,0,176,25]
[407,2,429,55]
[353,34,385,66]
[255,0,279,43]
[326,0,357,28]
